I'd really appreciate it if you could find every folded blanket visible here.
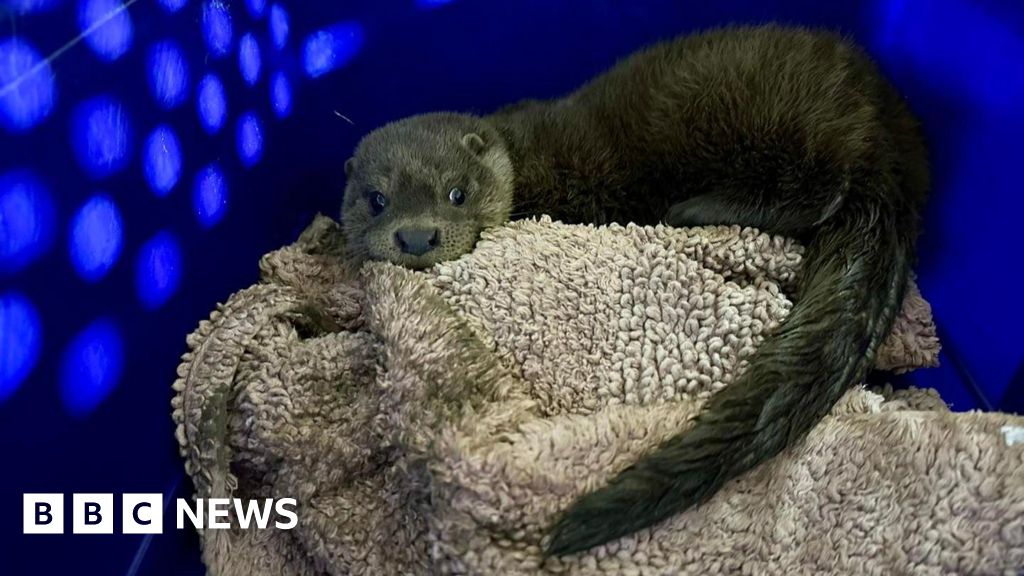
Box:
[172,215,1024,575]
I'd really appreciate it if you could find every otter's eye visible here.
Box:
[369,191,388,216]
[448,187,466,206]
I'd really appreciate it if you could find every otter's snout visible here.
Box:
[395,227,440,256]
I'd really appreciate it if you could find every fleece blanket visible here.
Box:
[172,215,1024,575]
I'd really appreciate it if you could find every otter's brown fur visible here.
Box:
[341,24,929,556]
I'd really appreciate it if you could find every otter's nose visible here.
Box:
[395,227,440,256]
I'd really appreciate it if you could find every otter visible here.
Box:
[340,24,929,555]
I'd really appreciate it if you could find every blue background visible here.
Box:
[0,0,1021,573]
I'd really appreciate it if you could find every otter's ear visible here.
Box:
[461,133,487,156]
[345,158,356,177]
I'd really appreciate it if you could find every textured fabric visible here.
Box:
[172,215,1024,575]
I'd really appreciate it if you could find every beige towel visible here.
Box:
[172,215,1024,575]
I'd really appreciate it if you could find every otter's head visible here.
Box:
[341,113,514,269]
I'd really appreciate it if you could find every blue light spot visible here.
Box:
[0,170,55,274]
[271,72,291,118]
[60,318,123,417]
[0,38,56,133]
[236,112,263,168]
[136,231,182,309]
[79,0,133,62]
[0,294,38,400]
[148,40,190,109]
[202,1,233,58]
[416,0,454,7]
[303,22,364,78]
[193,164,228,228]
[245,0,265,18]
[0,292,41,402]
[269,4,288,49]
[238,33,261,86]
[8,0,63,14]
[873,0,1024,115]
[143,125,182,196]
[158,0,187,12]
[69,195,123,282]
[71,95,133,178]
[196,73,227,134]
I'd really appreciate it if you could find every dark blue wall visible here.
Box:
[0,0,1021,573]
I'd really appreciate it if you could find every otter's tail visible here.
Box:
[546,203,915,556]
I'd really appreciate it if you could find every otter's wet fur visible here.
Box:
[341,24,929,555]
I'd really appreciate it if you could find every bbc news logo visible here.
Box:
[23,494,298,534]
